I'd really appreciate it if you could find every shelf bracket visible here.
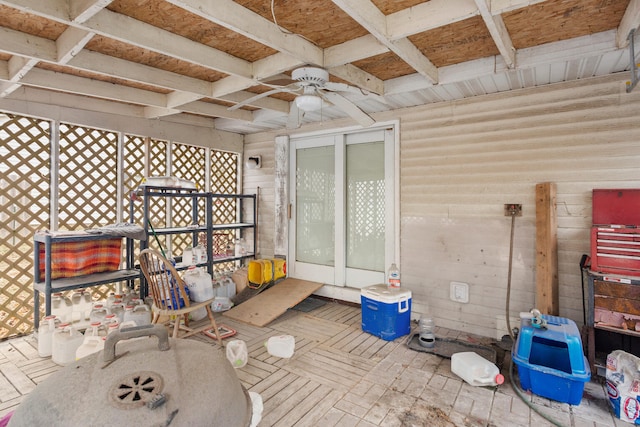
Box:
[627,29,640,93]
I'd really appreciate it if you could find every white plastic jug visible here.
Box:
[76,335,105,360]
[110,302,125,323]
[89,304,109,324]
[184,266,214,302]
[51,293,72,323]
[52,324,84,366]
[190,306,208,321]
[37,315,58,357]
[123,304,151,326]
[182,246,194,266]
[83,321,107,338]
[266,335,295,358]
[225,276,237,298]
[226,339,248,368]
[451,352,504,387]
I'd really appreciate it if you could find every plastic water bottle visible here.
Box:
[387,263,400,288]
[38,315,58,357]
[451,352,504,387]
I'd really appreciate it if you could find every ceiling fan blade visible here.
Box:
[319,91,375,127]
[286,102,301,129]
[227,87,291,111]
[323,82,387,104]
[261,73,296,87]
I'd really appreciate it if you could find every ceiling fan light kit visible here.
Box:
[295,94,322,111]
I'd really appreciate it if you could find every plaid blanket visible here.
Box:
[38,238,122,281]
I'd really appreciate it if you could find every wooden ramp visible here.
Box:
[223,278,323,327]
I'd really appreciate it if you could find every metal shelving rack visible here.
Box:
[133,186,257,298]
[32,232,138,330]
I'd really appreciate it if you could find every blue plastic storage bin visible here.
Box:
[512,315,590,405]
[361,285,411,341]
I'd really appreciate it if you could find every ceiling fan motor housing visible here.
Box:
[292,67,329,86]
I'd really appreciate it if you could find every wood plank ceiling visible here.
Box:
[0,0,638,135]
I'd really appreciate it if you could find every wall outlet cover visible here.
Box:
[450,281,469,303]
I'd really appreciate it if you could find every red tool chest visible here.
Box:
[591,189,640,276]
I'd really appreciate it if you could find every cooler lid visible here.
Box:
[361,284,411,302]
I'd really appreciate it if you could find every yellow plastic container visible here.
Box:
[248,259,286,287]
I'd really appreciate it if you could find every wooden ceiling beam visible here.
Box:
[0,0,69,21]
[475,0,516,68]
[331,0,438,84]
[0,56,36,97]
[2,66,168,106]
[384,29,618,94]
[0,1,254,79]
[70,0,113,24]
[387,0,479,40]
[329,64,384,96]
[3,0,108,96]
[324,35,388,67]
[83,9,252,78]
[489,0,548,14]
[165,0,323,67]
[617,0,640,48]
[56,27,94,63]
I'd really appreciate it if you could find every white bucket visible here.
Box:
[226,340,248,368]
[184,267,214,302]
[37,315,58,357]
[52,324,84,366]
[266,335,295,358]
[451,352,504,387]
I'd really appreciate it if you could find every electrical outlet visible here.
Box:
[504,204,522,216]
[450,282,469,303]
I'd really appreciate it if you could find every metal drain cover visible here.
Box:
[109,371,164,409]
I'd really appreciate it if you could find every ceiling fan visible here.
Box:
[228,67,381,128]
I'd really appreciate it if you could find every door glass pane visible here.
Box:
[296,146,335,265]
[346,141,385,271]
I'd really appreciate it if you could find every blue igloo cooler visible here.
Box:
[361,284,412,341]
[512,314,590,405]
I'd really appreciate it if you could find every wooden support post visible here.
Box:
[535,182,559,315]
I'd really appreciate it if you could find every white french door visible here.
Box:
[288,127,397,289]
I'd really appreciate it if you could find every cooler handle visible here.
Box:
[398,297,409,313]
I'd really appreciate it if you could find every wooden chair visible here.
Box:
[139,248,222,345]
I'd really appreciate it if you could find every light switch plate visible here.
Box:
[450,281,469,303]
